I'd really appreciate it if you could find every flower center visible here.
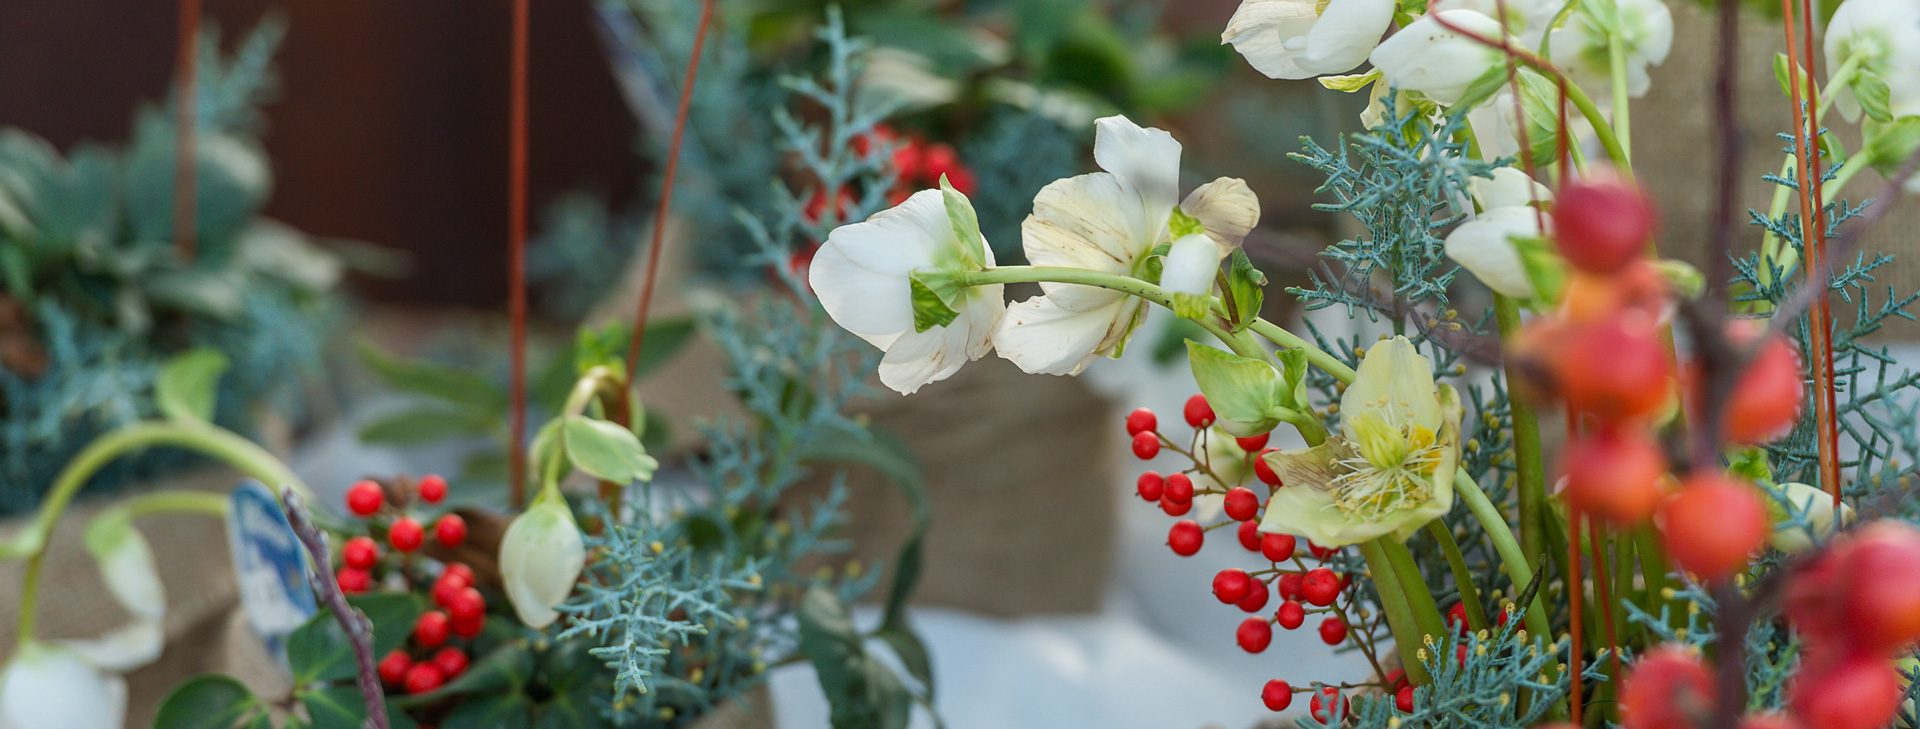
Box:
[1325,425,1445,520]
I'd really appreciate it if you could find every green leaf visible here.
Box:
[357,407,496,446]
[1186,341,1291,437]
[797,587,914,729]
[1862,116,1920,175]
[1513,68,1566,168]
[153,675,259,729]
[1511,234,1568,306]
[357,341,507,415]
[1318,69,1381,93]
[1854,69,1895,123]
[1451,64,1512,111]
[562,414,658,483]
[155,348,229,423]
[287,593,424,684]
[299,685,416,729]
[394,642,536,706]
[1226,249,1266,332]
[797,421,927,632]
[907,273,961,332]
[440,694,534,729]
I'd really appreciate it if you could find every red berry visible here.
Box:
[430,647,469,679]
[1552,319,1672,425]
[1131,431,1161,460]
[922,143,960,180]
[1137,472,1165,502]
[1237,582,1271,612]
[433,572,471,608]
[1790,657,1902,729]
[1561,429,1669,524]
[1261,533,1297,563]
[1276,600,1306,630]
[1168,521,1204,556]
[1447,603,1470,635]
[403,662,446,695]
[1163,473,1194,505]
[1235,432,1271,452]
[418,473,448,504]
[452,611,485,638]
[434,514,468,548]
[1213,569,1252,604]
[450,587,486,623]
[1310,686,1350,723]
[1125,407,1157,436]
[1319,617,1349,645]
[1621,646,1714,729]
[1302,568,1341,607]
[1223,487,1260,522]
[1254,448,1283,487]
[1658,474,1768,581]
[342,536,379,570]
[1836,523,1920,653]
[1553,170,1656,275]
[1237,520,1263,552]
[346,480,384,516]
[1277,572,1305,601]
[1159,495,1192,516]
[336,567,371,594]
[1736,714,1802,729]
[378,650,411,686]
[1236,617,1273,653]
[1396,684,1416,712]
[1261,679,1294,712]
[389,517,424,552]
[1717,328,1804,445]
[1385,668,1409,690]
[1183,394,1215,428]
[444,562,475,582]
[1308,541,1337,560]
[414,611,451,648]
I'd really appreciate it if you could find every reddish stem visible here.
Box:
[625,0,717,371]
[1567,503,1585,725]
[508,0,530,508]
[173,0,200,262]
[1779,0,1844,505]
[1587,518,1623,691]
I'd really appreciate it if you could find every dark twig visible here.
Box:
[282,487,389,729]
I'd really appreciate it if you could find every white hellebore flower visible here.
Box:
[1765,481,1855,553]
[1221,0,1397,79]
[1445,167,1553,298]
[996,116,1259,375]
[1824,0,1920,122]
[1430,0,1561,47]
[499,490,587,629]
[1258,337,1462,546]
[0,642,127,729]
[811,186,1004,394]
[1369,10,1506,106]
[1548,0,1675,99]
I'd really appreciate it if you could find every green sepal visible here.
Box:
[155,348,230,423]
[1171,292,1210,320]
[1186,340,1298,437]
[1727,446,1775,484]
[1452,64,1513,111]
[908,273,961,332]
[1854,69,1896,123]
[1319,69,1381,93]
[1862,116,1920,176]
[1167,207,1204,239]
[1510,234,1567,307]
[1652,259,1706,300]
[1225,249,1266,332]
[1277,348,1310,411]
[1512,68,1566,169]
[940,175,985,269]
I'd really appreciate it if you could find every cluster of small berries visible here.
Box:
[337,475,469,593]
[375,561,488,695]
[1125,395,1363,716]
[340,475,489,696]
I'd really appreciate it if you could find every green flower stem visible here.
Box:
[1560,81,1631,173]
[1759,52,1865,281]
[1494,295,1550,577]
[1246,319,1358,383]
[953,266,1266,362]
[120,489,232,520]
[1607,24,1633,161]
[1358,539,1435,686]
[12,420,309,646]
[1427,520,1489,632]
[1380,537,1450,642]
[1453,471,1552,643]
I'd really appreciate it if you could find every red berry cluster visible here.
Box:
[337,475,469,594]
[374,564,488,696]
[1127,396,1367,715]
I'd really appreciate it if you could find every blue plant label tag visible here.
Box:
[225,480,317,664]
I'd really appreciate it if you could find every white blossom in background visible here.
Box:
[1824,0,1920,122]
[1548,0,1675,100]
[995,116,1257,376]
[0,643,126,729]
[810,188,1005,394]
[1430,0,1560,48]
[1444,167,1553,299]
[1221,0,1396,79]
[500,491,587,629]
[1369,9,1507,106]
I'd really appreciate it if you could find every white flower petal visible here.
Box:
[1469,167,1552,211]
[54,621,164,672]
[1825,0,1920,121]
[499,494,586,629]
[810,190,948,342]
[1299,0,1397,74]
[1445,206,1546,299]
[0,643,127,729]
[1160,233,1226,299]
[1024,172,1145,311]
[1548,0,1673,101]
[1180,177,1262,249]
[1369,10,1504,106]
[1341,336,1442,439]
[994,295,1144,376]
[1222,0,1323,79]
[1093,116,1182,239]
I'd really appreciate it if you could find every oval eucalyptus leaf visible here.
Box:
[155,348,229,423]
[153,674,258,729]
[561,415,657,484]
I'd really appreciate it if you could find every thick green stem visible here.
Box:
[1607,25,1632,161]
[1358,539,1434,686]
[1381,538,1450,642]
[120,489,232,519]
[955,266,1264,361]
[1560,82,1631,173]
[12,421,304,645]
[1454,471,1553,642]
[1428,520,1490,632]
[1494,295,1550,577]
[1247,319,1357,383]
